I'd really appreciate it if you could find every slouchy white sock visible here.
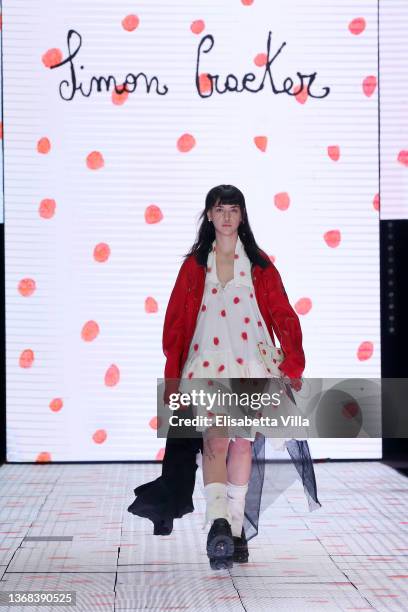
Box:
[202,482,231,531]
[227,480,249,537]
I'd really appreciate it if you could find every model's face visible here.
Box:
[207,200,242,236]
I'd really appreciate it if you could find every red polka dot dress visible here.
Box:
[179,236,282,440]
[182,235,275,379]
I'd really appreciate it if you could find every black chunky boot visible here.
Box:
[232,527,249,563]
[206,518,234,570]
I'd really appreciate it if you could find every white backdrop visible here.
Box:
[379,0,408,220]
[3,0,381,461]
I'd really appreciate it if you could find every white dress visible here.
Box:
[179,235,283,441]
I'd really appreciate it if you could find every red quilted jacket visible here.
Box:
[162,250,305,402]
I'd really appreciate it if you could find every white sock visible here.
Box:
[202,482,231,531]
[227,480,249,537]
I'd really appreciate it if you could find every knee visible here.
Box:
[203,435,229,455]
[229,438,252,456]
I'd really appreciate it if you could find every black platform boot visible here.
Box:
[232,527,249,563]
[206,518,234,570]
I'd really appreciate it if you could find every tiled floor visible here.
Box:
[0,461,407,611]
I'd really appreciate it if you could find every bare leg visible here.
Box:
[226,438,252,539]
[202,427,233,532]
[227,438,252,484]
[202,426,230,485]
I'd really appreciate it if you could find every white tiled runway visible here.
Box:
[0,461,407,611]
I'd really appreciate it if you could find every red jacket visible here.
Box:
[162,250,305,402]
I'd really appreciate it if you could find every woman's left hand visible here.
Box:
[280,375,303,392]
[290,377,303,392]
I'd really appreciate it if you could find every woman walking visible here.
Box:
[128,184,320,570]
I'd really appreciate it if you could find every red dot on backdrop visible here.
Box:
[362,75,377,97]
[122,14,139,31]
[254,53,267,67]
[39,198,56,219]
[191,20,205,34]
[49,398,63,412]
[348,17,366,35]
[397,150,408,167]
[357,341,374,361]
[293,84,308,104]
[18,278,36,297]
[112,83,129,105]
[145,297,158,313]
[373,193,380,211]
[37,137,51,154]
[92,429,107,444]
[149,416,161,430]
[36,452,52,463]
[81,320,100,342]
[86,151,104,170]
[342,401,359,419]
[198,73,212,94]
[145,204,163,224]
[323,230,341,248]
[177,133,196,152]
[241,0,254,5]
[94,242,111,262]
[254,136,267,152]
[295,298,312,315]
[274,192,290,211]
[328,146,340,161]
[105,364,120,386]
[19,349,34,368]
[42,48,63,68]
[156,448,165,460]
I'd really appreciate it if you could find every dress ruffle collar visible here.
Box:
[206,235,253,289]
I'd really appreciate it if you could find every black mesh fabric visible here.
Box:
[242,434,321,541]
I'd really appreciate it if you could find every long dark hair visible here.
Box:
[183,184,271,269]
